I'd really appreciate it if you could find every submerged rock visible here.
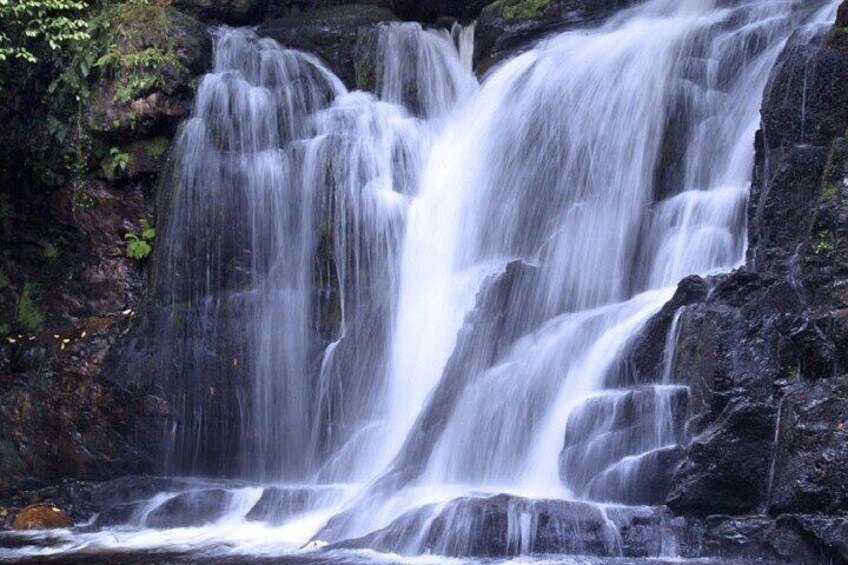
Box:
[331,494,675,558]
[144,489,233,529]
[245,485,346,525]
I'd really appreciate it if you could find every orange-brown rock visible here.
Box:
[12,504,73,530]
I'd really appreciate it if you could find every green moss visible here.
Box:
[143,136,171,160]
[493,0,552,20]
[42,242,59,261]
[125,219,156,261]
[821,181,839,201]
[827,26,848,48]
[94,2,186,105]
[16,283,44,332]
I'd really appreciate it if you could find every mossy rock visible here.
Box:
[487,0,552,20]
[13,504,73,530]
[86,5,211,140]
[828,26,848,50]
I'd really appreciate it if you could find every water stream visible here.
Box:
[1,0,841,562]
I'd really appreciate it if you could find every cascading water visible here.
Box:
[3,0,840,561]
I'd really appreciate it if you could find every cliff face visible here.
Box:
[657,11,848,561]
[0,1,847,560]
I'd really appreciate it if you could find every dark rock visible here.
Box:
[144,489,233,529]
[749,19,848,276]
[768,376,848,515]
[88,477,245,527]
[0,370,167,499]
[245,485,346,525]
[90,476,211,508]
[611,275,709,388]
[0,480,99,527]
[586,445,686,506]
[265,0,393,20]
[392,0,489,23]
[258,5,399,89]
[475,0,638,74]
[689,514,848,564]
[668,397,776,516]
[749,144,829,273]
[761,35,848,149]
[172,0,267,24]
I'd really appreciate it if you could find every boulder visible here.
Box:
[245,485,347,525]
[13,504,73,530]
[144,489,233,529]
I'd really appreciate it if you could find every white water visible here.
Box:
[2,0,841,561]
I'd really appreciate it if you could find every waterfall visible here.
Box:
[79,0,838,557]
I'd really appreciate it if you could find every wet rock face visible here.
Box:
[258,5,399,89]
[173,0,267,24]
[769,377,848,515]
[475,0,638,74]
[688,514,848,564]
[665,271,844,516]
[0,372,168,499]
[392,0,490,23]
[333,494,677,558]
[749,18,848,283]
[665,6,848,522]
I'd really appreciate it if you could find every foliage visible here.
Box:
[97,42,179,103]
[104,146,131,179]
[49,0,181,110]
[125,218,155,260]
[814,230,835,256]
[16,282,44,332]
[0,0,90,65]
